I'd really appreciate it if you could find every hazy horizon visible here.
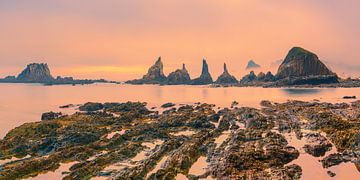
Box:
[1,0,360,81]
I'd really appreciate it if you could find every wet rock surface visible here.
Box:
[79,102,104,112]
[0,100,359,179]
[41,112,63,121]
[303,133,332,157]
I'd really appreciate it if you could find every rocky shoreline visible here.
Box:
[0,100,359,179]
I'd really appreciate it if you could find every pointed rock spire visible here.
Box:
[182,63,186,71]
[126,57,167,84]
[215,62,238,84]
[224,63,229,74]
[191,59,213,85]
[200,59,210,78]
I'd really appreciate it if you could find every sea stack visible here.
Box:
[191,59,213,85]
[165,64,191,85]
[215,63,238,84]
[17,63,54,83]
[257,71,275,82]
[246,60,260,69]
[276,47,335,79]
[126,57,167,84]
[240,71,257,83]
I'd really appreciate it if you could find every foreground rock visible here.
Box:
[126,57,167,84]
[1,100,359,179]
[303,133,332,157]
[191,59,213,85]
[215,63,238,84]
[41,112,63,120]
[79,102,104,112]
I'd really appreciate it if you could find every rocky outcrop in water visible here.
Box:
[165,64,191,85]
[126,57,167,84]
[215,63,238,84]
[276,47,336,79]
[17,63,54,82]
[240,71,257,83]
[246,60,260,69]
[0,63,108,85]
[191,59,213,85]
[257,71,275,82]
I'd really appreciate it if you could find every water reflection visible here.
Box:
[0,83,359,139]
[281,88,322,95]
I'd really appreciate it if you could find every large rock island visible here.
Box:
[126,57,167,84]
[273,47,339,86]
[0,63,108,85]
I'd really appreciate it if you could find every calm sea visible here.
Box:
[1,83,359,138]
[1,83,360,179]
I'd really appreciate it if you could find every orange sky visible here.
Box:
[0,0,359,80]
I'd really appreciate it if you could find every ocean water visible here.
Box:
[0,83,359,180]
[0,83,359,138]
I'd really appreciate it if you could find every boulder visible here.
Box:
[246,60,260,69]
[303,133,332,157]
[161,102,175,108]
[17,63,54,83]
[191,59,213,85]
[41,112,62,120]
[276,47,336,79]
[215,63,238,84]
[165,64,191,85]
[79,102,104,112]
[126,57,167,84]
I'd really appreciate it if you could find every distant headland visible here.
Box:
[126,47,360,87]
[0,63,110,85]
